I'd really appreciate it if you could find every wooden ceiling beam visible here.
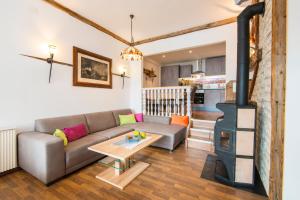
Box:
[43,0,237,47]
[42,0,131,46]
[133,17,237,46]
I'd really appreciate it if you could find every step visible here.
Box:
[189,128,213,140]
[191,119,216,129]
[186,136,214,152]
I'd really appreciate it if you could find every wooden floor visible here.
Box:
[0,144,267,200]
[192,111,223,121]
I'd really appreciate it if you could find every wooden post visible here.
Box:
[269,0,286,199]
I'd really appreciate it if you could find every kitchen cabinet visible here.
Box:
[203,89,225,111]
[161,65,179,86]
[205,56,225,76]
[179,65,192,78]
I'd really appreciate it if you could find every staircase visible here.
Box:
[186,119,215,152]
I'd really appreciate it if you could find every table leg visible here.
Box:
[114,160,123,176]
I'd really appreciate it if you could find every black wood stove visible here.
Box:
[214,2,265,187]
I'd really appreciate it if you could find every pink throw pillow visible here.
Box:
[63,124,87,142]
[134,113,143,122]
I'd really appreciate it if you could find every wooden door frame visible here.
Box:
[269,0,287,199]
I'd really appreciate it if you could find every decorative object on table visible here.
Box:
[143,68,157,83]
[120,14,143,61]
[114,131,149,149]
[73,46,112,88]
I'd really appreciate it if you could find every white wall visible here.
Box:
[129,61,143,113]
[0,0,131,131]
[283,0,300,199]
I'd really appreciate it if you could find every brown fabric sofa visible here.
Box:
[18,109,187,185]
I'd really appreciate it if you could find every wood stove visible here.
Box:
[213,2,265,187]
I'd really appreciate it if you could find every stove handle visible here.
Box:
[216,116,224,122]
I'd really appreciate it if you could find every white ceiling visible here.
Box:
[55,0,246,42]
[145,42,226,65]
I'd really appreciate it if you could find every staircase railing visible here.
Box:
[142,86,192,117]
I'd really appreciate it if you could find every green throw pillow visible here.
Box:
[119,114,136,125]
[53,129,68,146]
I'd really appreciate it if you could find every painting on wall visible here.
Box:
[73,47,112,88]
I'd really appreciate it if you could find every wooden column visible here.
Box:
[269,0,286,199]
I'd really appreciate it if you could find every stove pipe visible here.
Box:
[236,2,265,106]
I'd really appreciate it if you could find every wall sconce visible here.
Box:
[120,66,127,89]
[47,44,56,83]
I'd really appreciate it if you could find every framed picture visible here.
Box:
[73,46,112,88]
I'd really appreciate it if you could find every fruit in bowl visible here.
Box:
[133,130,140,137]
[140,132,147,139]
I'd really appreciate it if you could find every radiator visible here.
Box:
[0,128,17,173]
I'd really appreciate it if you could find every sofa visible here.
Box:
[18,109,187,185]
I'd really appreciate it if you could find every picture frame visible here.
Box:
[73,46,112,88]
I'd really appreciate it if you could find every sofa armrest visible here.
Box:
[144,115,170,125]
[18,132,65,185]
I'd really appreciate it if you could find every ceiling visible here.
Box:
[55,0,247,42]
[145,42,226,65]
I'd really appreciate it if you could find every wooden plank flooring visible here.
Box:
[0,144,267,200]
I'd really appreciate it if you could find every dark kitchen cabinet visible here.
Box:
[205,56,225,76]
[179,65,192,78]
[161,65,179,86]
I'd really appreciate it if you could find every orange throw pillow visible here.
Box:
[171,115,189,127]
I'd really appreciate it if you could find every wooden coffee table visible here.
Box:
[88,132,162,190]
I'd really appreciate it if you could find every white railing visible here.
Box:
[142,86,192,117]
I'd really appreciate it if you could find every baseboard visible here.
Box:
[0,167,20,177]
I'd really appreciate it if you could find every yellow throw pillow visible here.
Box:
[53,129,68,146]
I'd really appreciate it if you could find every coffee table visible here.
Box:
[88,132,162,190]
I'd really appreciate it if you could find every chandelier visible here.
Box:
[121,14,143,61]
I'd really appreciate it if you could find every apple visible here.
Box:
[133,130,140,136]
[140,132,146,139]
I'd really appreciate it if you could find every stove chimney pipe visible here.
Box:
[236,2,264,106]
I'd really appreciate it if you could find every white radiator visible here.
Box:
[0,128,17,173]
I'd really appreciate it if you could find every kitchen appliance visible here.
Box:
[191,59,206,77]
[213,2,264,187]
[194,89,204,104]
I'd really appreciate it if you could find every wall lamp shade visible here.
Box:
[121,14,143,61]
[48,44,56,55]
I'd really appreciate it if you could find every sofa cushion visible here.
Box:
[35,114,88,134]
[64,134,107,169]
[63,124,88,142]
[93,126,134,139]
[85,111,116,133]
[119,114,136,125]
[112,109,132,126]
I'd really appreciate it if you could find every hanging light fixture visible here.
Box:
[121,14,143,61]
